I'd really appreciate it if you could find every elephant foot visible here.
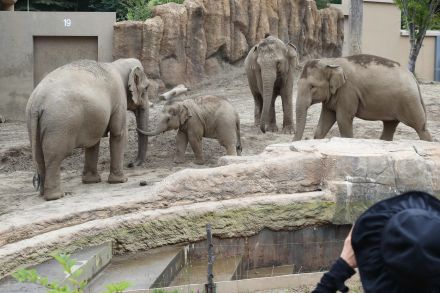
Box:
[267,124,279,132]
[43,189,64,201]
[282,125,295,134]
[174,156,185,164]
[108,172,128,184]
[82,173,102,184]
[194,158,205,165]
[128,158,146,168]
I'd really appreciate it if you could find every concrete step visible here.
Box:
[0,241,111,293]
[86,246,183,292]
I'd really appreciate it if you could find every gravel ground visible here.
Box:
[0,63,439,220]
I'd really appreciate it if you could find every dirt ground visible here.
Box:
[1,64,440,217]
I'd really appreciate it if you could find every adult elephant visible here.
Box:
[26,58,150,200]
[294,54,432,141]
[245,35,298,133]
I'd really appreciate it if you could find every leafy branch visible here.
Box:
[12,253,131,293]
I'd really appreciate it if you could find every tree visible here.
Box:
[395,0,440,73]
[15,0,78,11]
[349,0,363,55]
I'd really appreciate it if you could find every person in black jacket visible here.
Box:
[312,191,440,293]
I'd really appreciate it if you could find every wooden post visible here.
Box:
[205,224,216,293]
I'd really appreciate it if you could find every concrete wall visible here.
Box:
[0,12,115,121]
[334,0,437,81]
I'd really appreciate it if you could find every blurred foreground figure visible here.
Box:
[313,191,440,293]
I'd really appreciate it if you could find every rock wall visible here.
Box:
[113,0,344,97]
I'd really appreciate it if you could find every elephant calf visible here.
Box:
[294,54,433,141]
[26,58,150,200]
[138,95,242,164]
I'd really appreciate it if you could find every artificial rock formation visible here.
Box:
[1,138,439,277]
[0,0,16,11]
[113,0,344,97]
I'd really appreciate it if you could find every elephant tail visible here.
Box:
[28,107,44,191]
[235,115,242,156]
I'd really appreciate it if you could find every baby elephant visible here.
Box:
[138,95,242,164]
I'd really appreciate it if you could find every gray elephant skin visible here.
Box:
[137,95,241,164]
[244,35,298,134]
[26,58,150,200]
[294,54,432,141]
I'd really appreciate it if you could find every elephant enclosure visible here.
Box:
[1,64,440,217]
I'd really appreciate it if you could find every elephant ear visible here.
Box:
[248,46,259,71]
[179,104,192,125]
[286,42,298,70]
[327,65,346,95]
[287,42,297,59]
[128,66,149,106]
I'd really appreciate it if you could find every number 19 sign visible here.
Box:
[64,18,72,27]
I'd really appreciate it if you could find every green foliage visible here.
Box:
[315,0,342,10]
[124,0,152,20]
[394,0,440,71]
[149,0,184,5]
[88,0,128,21]
[12,253,131,293]
[394,0,440,33]
[15,0,184,20]
[15,0,77,11]
[123,0,185,21]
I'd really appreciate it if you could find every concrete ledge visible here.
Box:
[0,192,335,278]
[126,271,327,293]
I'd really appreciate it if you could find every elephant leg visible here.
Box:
[336,112,354,138]
[35,145,46,196]
[380,121,399,141]
[82,141,101,184]
[174,130,188,163]
[253,94,263,127]
[108,113,128,183]
[108,132,127,183]
[416,128,433,141]
[188,133,204,165]
[266,96,278,132]
[281,84,294,134]
[218,127,237,156]
[43,153,65,200]
[225,144,237,156]
[314,106,336,139]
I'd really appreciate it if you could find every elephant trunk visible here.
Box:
[293,80,311,141]
[260,68,276,133]
[137,121,168,137]
[137,128,162,136]
[135,106,149,164]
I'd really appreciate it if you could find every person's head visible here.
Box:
[351,191,440,293]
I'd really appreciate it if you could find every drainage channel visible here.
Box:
[0,224,351,292]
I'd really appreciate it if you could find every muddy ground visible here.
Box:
[1,64,440,217]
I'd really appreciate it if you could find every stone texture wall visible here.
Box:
[113,0,344,97]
